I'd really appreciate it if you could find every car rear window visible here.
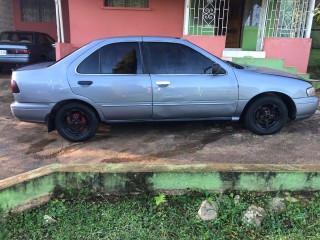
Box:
[0,32,33,44]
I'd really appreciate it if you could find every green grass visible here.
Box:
[2,192,320,239]
[308,49,320,86]
[308,49,320,69]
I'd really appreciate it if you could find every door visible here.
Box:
[226,0,245,48]
[144,42,238,119]
[67,42,152,120]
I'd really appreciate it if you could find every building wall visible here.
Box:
[12,0,57,39]
[264,38,312,73]
[0,0,14,32]
[68,0,185,47]
[12,0,70,42]
[59,0,225,59]
[182,35,226,57]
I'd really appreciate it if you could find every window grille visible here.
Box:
[104,0,148,8]
[188,0,230,36]
[20,0,56,23]
[264,0,310,38]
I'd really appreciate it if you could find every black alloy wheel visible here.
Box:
[244,95,288,135]
[55,103,100,142]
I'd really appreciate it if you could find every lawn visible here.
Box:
[308,49,320,69]
[308,49,320,81]
[2,192,320,239]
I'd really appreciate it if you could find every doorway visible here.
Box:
[185,0,262,50]
[226,0,245,48]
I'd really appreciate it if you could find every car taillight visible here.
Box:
[11,80,20,93]
[8,49,29,54]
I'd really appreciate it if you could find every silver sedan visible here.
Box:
[10,37,319,142]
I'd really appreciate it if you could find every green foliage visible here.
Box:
[314,7,320,27]
[308,49,320,77]
[3,192,320,239]
[154,193,167,206]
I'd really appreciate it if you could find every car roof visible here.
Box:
[1,31,49,35]
[92,36,189,45]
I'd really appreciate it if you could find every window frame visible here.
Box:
[20,0,56,23]
[144,42,220,75]
[76,41,146,75]
[103,0,149,10]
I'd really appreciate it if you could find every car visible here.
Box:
[10,36,319,142]
[0,31,55,71]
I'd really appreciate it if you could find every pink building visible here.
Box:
[10,0,317,74]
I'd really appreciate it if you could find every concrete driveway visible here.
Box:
[1,73,320,180]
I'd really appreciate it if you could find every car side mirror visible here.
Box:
[212,63,226,75]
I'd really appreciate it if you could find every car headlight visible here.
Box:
[307,87,316,97]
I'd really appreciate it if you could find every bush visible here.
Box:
[311,30,320,49]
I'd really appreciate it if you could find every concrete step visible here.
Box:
[232,57,294,73]
[298,73,310,80]
[222,49,266,58]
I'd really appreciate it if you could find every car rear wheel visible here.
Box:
[55,103,100,142]
[244,95,288,135]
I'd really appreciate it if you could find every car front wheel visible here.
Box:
[244,95,288,135]
[55,103,100,142]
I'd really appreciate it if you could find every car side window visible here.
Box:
[38,34,52,45]
[100,42,142,74]
[77,50,100,74]
[77,42,143,74]
[146,42,214,74]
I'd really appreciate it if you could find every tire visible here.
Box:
[244,95,288,135]
[55,103,100,142]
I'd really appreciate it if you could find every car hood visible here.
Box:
[243,65,304,80]
[15,61,55,71]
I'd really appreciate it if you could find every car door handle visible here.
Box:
[78,81,93,86]
[156,81,170,87]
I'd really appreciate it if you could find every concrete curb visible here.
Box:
[1,163,320,215]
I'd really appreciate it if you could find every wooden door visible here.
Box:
[226,0,245,48]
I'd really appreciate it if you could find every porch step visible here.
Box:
[232,57,298,75]
[222,49,266,58]
[232,57,318,87]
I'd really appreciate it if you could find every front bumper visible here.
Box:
[10,102,53,123]
[294,97,319,120]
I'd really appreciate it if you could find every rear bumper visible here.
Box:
[294,97,319,120]
[0,56,34,64]
[10,102,53,123]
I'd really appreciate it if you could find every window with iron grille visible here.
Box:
[188,0,229,36]
[104,0,148,8]
[20,0,56,22]
[264,0,310,38]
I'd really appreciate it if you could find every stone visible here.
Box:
[243,205,267,227]
[285,196,299,203]
[269,197,286,212]
[43,215,57,224]
[234,195,241,205]
[198,200,218,221]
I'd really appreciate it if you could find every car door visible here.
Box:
[144,41,238,119]
[67,41,152,120]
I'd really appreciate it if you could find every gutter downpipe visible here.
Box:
[306,0,316,38]
[54,0,61,43]
[58,0,65,43]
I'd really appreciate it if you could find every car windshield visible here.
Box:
[0,32,33,44]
